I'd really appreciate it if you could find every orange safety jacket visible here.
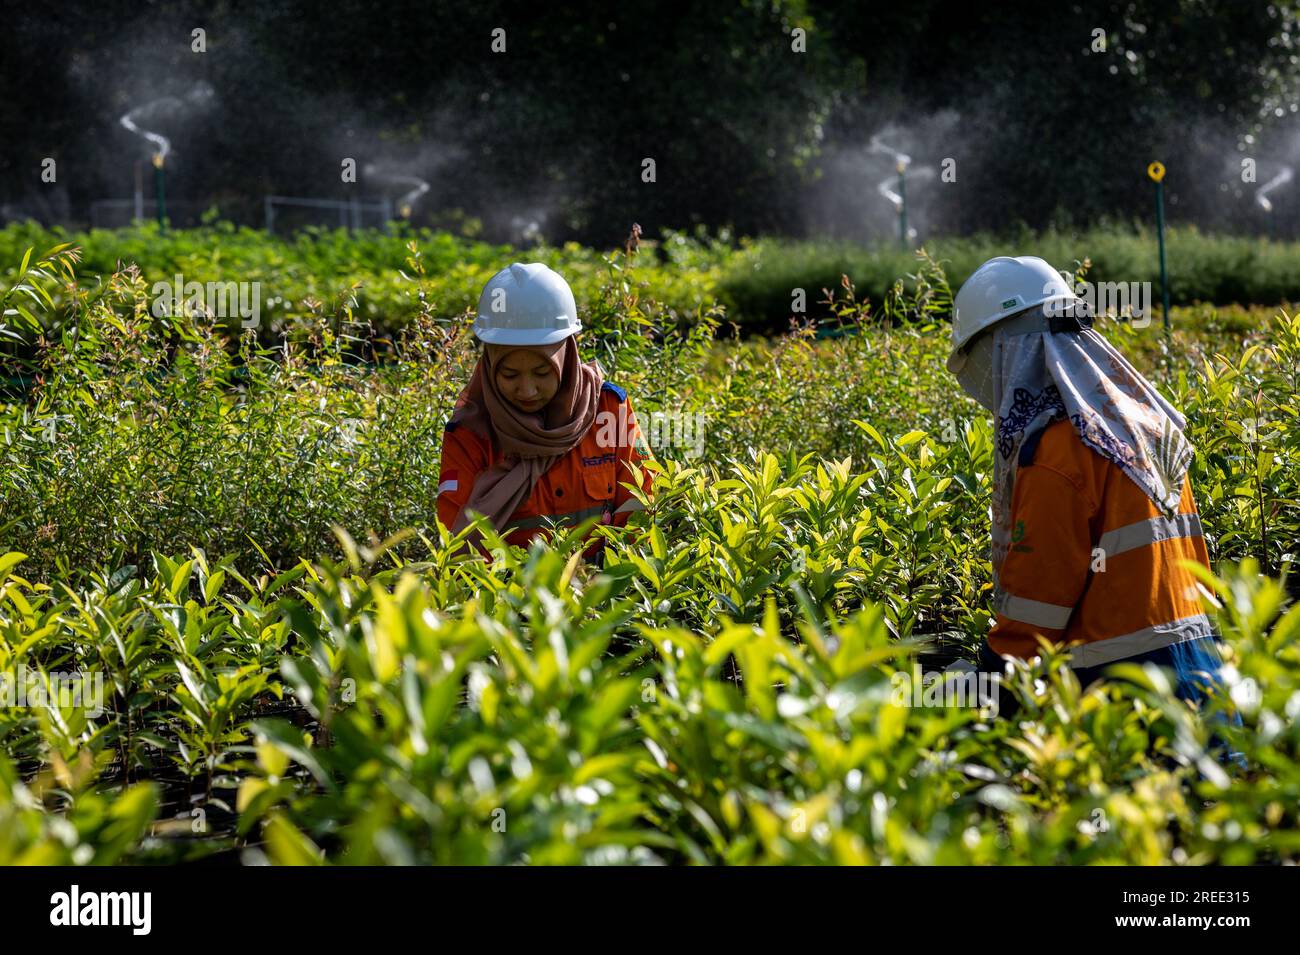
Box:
[436,381,652,552]
[989,417,1214,668]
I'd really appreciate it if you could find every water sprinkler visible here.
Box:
[896,161,907,246]
[1255,166,1293,213]
[1256,165,1293,240]
[870,135,913,247]
[396,178,430,219]
[120,96,180,231]
[365,165,431,220]
[118,86,213,231]
[1147,161,1170,334]
[151,152,167,233]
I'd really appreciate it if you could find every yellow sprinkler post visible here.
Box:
[1148,161,1169,333]
[152,152,167,234]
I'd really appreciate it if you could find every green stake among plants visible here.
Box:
[153,153,167,234]
[1149,160,1170,333]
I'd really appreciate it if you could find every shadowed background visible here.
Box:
[4,0,1300,243]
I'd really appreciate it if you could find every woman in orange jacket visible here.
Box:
[436,262,652,557]
[947,256,1233,720]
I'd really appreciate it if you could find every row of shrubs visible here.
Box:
[3,240,1296,586]
[4,531,1297,865]
[3,221,1300,340]
[2,238,1299,863]
[717,227,1300,331]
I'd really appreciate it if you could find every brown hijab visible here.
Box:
[447,336,604,534]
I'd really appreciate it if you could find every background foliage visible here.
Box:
[6,2,1300,241]
[1,234,1297,864]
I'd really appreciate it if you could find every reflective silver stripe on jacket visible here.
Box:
[1067,613,1216,669]
[1095,513,1203,559]
[994,591,1074,630]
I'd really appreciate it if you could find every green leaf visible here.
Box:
[0,552,27,582]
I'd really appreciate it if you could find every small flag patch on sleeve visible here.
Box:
[438,470,459,495]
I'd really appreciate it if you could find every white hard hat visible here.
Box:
[473,262,581,345]
[947,256,1083,374]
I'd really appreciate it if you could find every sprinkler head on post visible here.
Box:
[152,153,165,169]
[897,161,908,247]
[1147,160,1170,332]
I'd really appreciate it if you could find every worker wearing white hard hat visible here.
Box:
[472,262,583,345]
[437,263,652,557]
[949,256,1234,728]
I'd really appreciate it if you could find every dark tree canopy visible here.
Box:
[4,0,1299,242]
